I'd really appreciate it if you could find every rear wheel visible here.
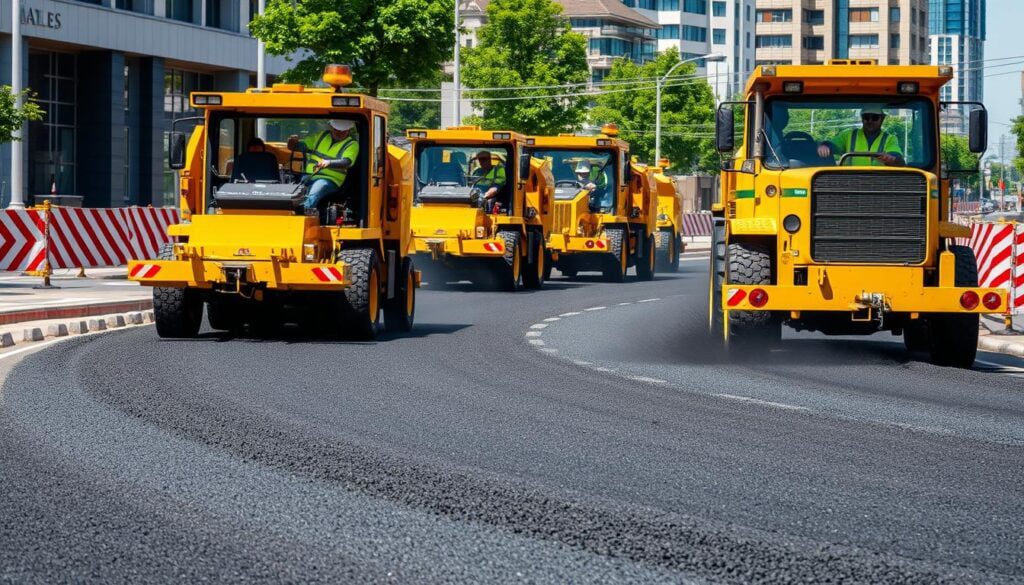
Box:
[927,245,979,368]
[152,244,201,338]
[497,230,522,291]
[542,249,553,281]
[338,248,382,339]
[902,319,929,353]
[602,228,628,283]
[522,230,545,290]
[207,298,245,332]
[636,233,656,281]
[384,257,416,333]
[725,241,780,347]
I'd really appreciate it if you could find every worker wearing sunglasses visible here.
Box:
[817,106,904,166]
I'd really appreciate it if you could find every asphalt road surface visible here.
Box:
[1,256,1022,583]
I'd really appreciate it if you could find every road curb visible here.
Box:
[0,299,152,326]
[978,335,1024,358]
[1,309,155,350]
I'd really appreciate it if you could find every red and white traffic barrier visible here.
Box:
[682,211,713,237]
[953,201,980,214]
[962,220,1024,331]
[0,206,178,272]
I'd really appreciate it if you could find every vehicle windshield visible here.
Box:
[415,144,510,194]
[763,97,935,170]
[530,149,615,210]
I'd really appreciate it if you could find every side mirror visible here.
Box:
[519,153,531,181]
[969,109,987,153]
[715,107,735,153]
[168,132,187,170]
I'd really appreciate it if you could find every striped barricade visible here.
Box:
[962,221,1023,332]
[0,209,48,272]
[682,211,714,238]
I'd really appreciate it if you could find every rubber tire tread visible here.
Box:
[522,230,544,290]
[338,248,381,340]
[497,230,522,291]
[602,228,627,283]
[636,233,656,281]
[152,245,202,338]
[655,228,676,272]
[927,245,979,368]
[726,241,780,344]
[384,256,415,333]
[709,220,726,337]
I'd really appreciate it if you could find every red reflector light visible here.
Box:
[749,288,769,308]
[982,292,1001,310]
[959,291,980,310]
[595,240,606,249]
[585,240,595,249]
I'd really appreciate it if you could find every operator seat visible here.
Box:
[429,151,468,185]
[231,138,280,182]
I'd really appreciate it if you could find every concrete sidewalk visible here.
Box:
[0,267,150,325]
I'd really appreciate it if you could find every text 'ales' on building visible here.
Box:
[1,0,289,208]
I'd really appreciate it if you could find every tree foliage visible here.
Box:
[1012,115,1024,177]
[461,0,589,134]
[0,86,43,144]
[590,48,717,173]
[383,71,446,135]
[941,133,981,173]
[249,0,455,96]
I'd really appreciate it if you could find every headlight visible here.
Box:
[783,214,801,234]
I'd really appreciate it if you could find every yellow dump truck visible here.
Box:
[527,125,658,282]
[652,160,683,272]
[710,59,1005,367]
[405,127,554,290]
[128,65,417,340]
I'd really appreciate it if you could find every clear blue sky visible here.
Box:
[982,0,1021,157]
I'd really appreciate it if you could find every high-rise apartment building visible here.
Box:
[631,0,756,102]
[563,0,660,82]
[928,0,985,134]
[753,1,930,67]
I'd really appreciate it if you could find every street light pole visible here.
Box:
[256,0,266,139]
[453,0,461,126]
[9,0,23,208]
[655,52,725,164]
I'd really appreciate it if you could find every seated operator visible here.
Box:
[817,106,904,166]
[287,119,360,210]
[576,161,610,210]
[471,151,507,211]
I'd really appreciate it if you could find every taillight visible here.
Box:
[585,240,595,249]
[595,240,606,249]
[749,288,769,308]
[959,291,980,310]
[982,292,1002,310]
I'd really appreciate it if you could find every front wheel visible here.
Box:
[497,230,523,291]
[927,245,979,368]
[602,228,628,283]
[338,248,382,340]
[725,241,780,347]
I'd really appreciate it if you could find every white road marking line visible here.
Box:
[0,337,70,360]
[525,331,542,338]
[573,360,592,366]
[528,339,545,346]
[617,302,632,306]
[529,323,548,330]
[594,367,615,372]
[584,306,606,311]
[559,311,582,317]
[627,375,668,384]
[543,317,560,322]
[975,359,1024,373]
[637,298,661,303]
[713,393,810,412]
[102,282,141,287]
[540,348,559,354]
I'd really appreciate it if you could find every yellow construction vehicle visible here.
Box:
[652,159,683,272]
[710,60,1006,367]
[127,65,417,340]
[527,124,658,282]
[405,127,554,290]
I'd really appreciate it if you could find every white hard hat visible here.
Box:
[329,119,356,132]
[575,161,592,173]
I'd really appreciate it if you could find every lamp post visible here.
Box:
[655,52,725,164]
[256,0,266,139]
[9,0,23,208]
[453,0,461,126]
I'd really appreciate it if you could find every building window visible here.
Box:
[804,9,824,25]
[166,0,194,23]
[656,25,680,39]
[756,9,792,23]
[712,28,726,44]
[712,1,726,17]
[891,33,901,48]
[755,34,792,48]
[890,7,900,23]
[123,65,130,112]
[164,69,213,114]
[115,0,154,13]
[802,36,824,50]
[683,0,707,15]
[849,8,879,23]
[849,34,879,48]
[657,0,679,9]
[682,25,707,42]
[27,52,77,196]
[123,127,131,203]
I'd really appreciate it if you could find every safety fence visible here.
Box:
[952,201,980,214]
[682,211,714,238]
[0,205,178,272]
[960,220,1024,332]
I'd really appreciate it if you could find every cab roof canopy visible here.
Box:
[526,133,629,150]
[746,61,954,97]
[406,127,526,143]
[188,84,390,115]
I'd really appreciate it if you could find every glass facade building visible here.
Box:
[928,0,986,133]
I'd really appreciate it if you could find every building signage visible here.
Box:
[21,7,62,30]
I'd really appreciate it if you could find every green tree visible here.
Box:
[0,86,43,143]
[590,48,717,174]
[941,133,980,173]
[249,0,455,96]
[461,0,589,134]
[382,72,446,135]
[1012,115,1024,177]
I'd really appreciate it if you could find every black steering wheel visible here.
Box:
[783,131,836,166]
[783,131,815,143]
[556,179,584,189]
[838,152,889,166]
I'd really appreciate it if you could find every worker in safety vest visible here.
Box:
[817,106,903,166]
[471,151,507,209]
[287,119,360,210]
[576,161,610,210]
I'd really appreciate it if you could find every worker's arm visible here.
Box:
[315,140,360,171]
[878,134,905,166]
[817,129,851,158]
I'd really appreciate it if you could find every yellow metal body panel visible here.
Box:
[654,172,681,232]
[128,257,350,291]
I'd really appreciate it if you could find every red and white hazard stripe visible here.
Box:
[682,212,713,237]
[1012,224,1024,314]
[483,242,504,253]
[311,266,343,282]
[128,262,162,279]
[0,210,47,271]
[726,287,747,307]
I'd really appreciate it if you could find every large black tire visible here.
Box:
[497,230,522,292]
[384,256,416,333]
[708,220,726,339]
[636,233,656,281]
[903,319,929,353]
[655,228,679,272]
[338,248,382,340]
[522,230,545,290]
[726,241,781,346]
[601,228,628,283]
[927,245,979,368]
[207,298,245,333]
[542,249,553,282]
[152,243,202,338]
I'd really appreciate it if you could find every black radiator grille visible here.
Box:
[810,171,927,264]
